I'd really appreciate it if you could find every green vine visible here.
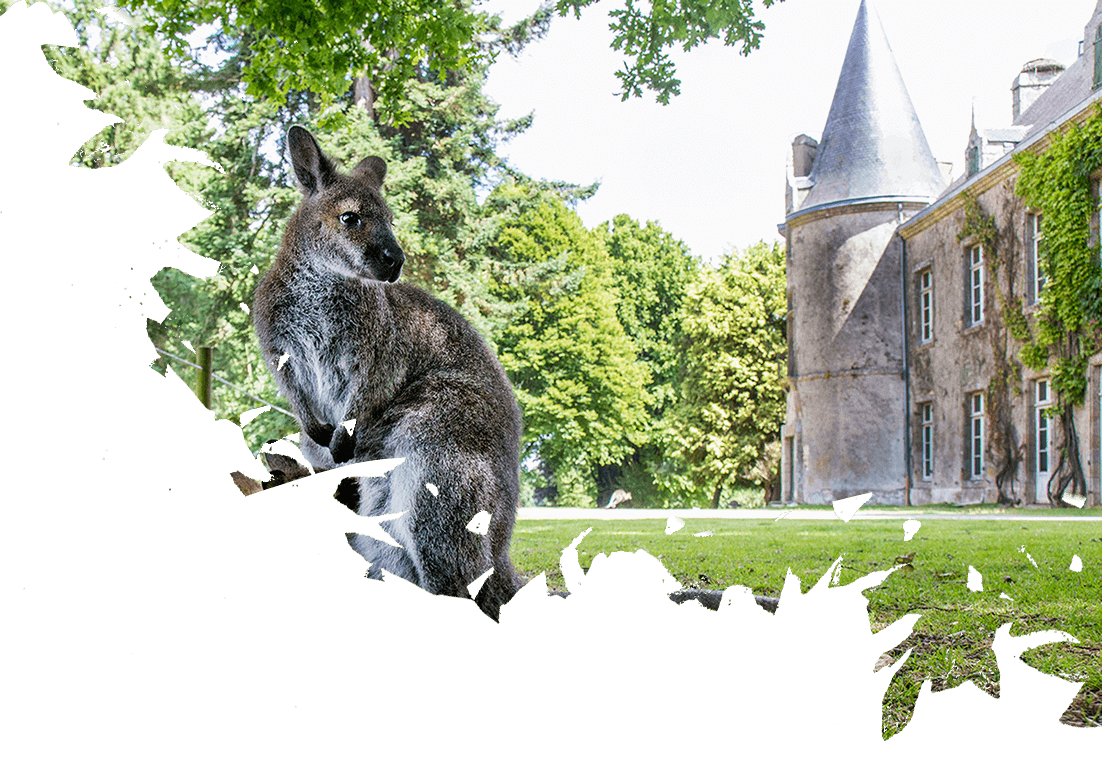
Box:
[1001,294,1032,343]
[957,190,999,263]
[956,191,1023,504]
[1010,104,1102,504]
[1013,104,1102,406]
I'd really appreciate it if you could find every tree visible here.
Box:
[24,0,296,446]
[116,0,485,112]
[667,241,787,507]
[8,1,572,486]
[34,0,558,452]
[38,0,207,167]
[594,214,698,506]
[487,184,650,507]
[114,0,782,109]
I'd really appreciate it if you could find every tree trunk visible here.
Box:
[351,44,401,124]
[352,74,375,121]
[711,483,722,508]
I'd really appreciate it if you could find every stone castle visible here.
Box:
[780,0,1102,507]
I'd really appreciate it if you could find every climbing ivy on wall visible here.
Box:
[941,107,1102,509]
[1013,105,1102,397]
[1011,104,1102,503]
[955,108,1102,507]
[957,190,1025,504]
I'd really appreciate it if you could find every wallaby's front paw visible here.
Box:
[329,423,355,464]
[305,422,337,450]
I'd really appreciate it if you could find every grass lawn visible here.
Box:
[817,504,1100,516]
[509,516,1102,739]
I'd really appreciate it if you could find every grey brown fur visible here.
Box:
[253,126,523,620]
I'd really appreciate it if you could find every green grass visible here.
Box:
[773,502,1102,516]
[509,517,1102,738]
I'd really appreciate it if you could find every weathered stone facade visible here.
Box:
[781,0,1102,506]
[784,205,913,505]
[901,157,1102,507]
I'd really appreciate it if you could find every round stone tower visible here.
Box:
[779,0,945,505]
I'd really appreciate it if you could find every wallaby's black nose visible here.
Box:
[381,242,404,282]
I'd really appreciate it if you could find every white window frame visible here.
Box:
[1035,379,1054,503]
[968,245,984,326]
[1036,379,1051,476]
[784,436,795,502]
[919,269,933,344]
[1032,214,1045,301]
[920,402,933,479]
[969,392,985,479]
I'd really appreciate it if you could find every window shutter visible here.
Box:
[1094,24,1102,90]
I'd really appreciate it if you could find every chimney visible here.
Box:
[1012,59,1065,121]
[791,134,818,177]
[785,134,819,216]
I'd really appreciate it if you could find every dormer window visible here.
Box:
[967,144,981,177]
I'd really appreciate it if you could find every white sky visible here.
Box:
[480,0,1098,261]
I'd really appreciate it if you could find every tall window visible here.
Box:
[1037,380,1051,476]
[969,392,985,479]
[920,402,934,479]
[968,245,984,326]
[786,292,795,377]
[784,436,795,502]
[919,269,933,343]
[1035,379,1055,503]
[1032,214,1045,302]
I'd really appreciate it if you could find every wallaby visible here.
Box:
[253,126,524,620]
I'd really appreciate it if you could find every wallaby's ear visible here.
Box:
[287,125,336,195]
[351,156,387,190]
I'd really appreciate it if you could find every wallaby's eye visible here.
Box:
[339,211,362,228]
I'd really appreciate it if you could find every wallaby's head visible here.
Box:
[286,125,404,283]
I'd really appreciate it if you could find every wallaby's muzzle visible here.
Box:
[376,230,404,282]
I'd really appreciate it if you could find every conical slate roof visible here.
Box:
[798,0,944,213]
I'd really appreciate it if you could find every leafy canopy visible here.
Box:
[115,0,782,109]
[117,0,484,112]
[557,0,783,103]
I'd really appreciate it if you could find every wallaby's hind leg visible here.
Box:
[347,445,518,618]
[348,450,492,594]
[411,450,523,621]
[349,473,420,584]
